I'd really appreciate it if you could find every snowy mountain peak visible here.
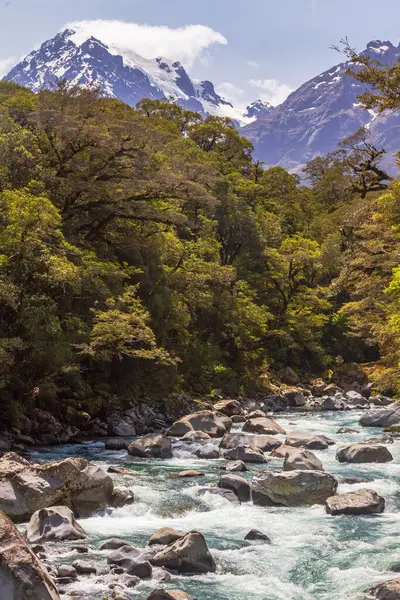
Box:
[366,40,394,54]
[244,100,273,119]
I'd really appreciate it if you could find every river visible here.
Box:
[29,409,400,600]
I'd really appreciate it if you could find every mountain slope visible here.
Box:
[5,27,254,124]
[244,40,400,172]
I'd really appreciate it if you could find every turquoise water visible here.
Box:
[30,411,400,600]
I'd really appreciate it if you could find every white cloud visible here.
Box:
[64,20,227,68]
[247,60,260,68]
[0,57,15,78]
[216,81,246,106]
[249,78,294,106]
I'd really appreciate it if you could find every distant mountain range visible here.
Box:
[4,30,400,173]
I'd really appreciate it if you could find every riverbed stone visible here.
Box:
[72,560,97,575]
[285,432,335,449]
[146,590,194,600]
[167,411,232,438]
[320,396,346,411]
[148,528,184,546]
[100,538,130,550]
[151,531,216,574]
[26,506,87,543]
[194,443,219,459]
[336,443,393,463]
[244,529,271,543]
[225,460,247,472]
[218,474,251,501]
[0,509,60,599]
[213,399,242,417]
[359,404,400,427]
[223,444,267,463]
[127,434,172,459]
[252,469,338,506]
[283,449,324,471]
[181,431,211,441]
[367,578,400,599]
[269,444,300,458]
[243,417,286,435]
[325,489,385,515]
[219,432,280,452]
[197,487,241,505]
[57,565,78,580]
[169,470,205,478]
[108,545,152,578]
[282,388,306,407]
[105,439,129,451]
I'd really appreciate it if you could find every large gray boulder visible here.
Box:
[105,438,130,450]
[194,443,219,459]
[223,444,266,463]
[325,489,385,515]
[345,391,368,406]
[218,474,251,502]
[0,510,60,600]
[167,411,232,438]
[127,434,172,459]
[197,487,240,505]
[336,443,393,463]
[252,470,338,506]
[213,399,242,417]
[108,545,152,578]
[368,578,400,599]
[285,432,335,450]
[26,506,87,543]
[148,528,183,546]
[242,417,286,435]
[359,404,400,427]
[151,531,215,574]
[219,432,280,452]
[0,452,118,521]
[320,396,346,411]
[283,449,324,471]
[282,388,306,407]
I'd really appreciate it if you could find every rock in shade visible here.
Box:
[325,489,385,515]
[219,432,280,452]
[197,487,240,505]
[100,538,130,550]
[26,506,87,544]
[151,531,215,574]
[341,476,371,484]
[213,399,242,417]
[127,434,172,459]
[244,529,271,543]
[167,411,232,438]
[226,460,248,472]
[223,444,267,463]
[57,565,78,580]
[72,560,97,575]
[108,545,152,578]
[218,474,251,502]
[252,469,338,506]
[181,431,211,441]
[105,438,129,450]
[146,590,195,600]
[336,428,359,434]
[320,396,346,411]
[0,509,60,600]
[336,443,393,463]
[242,417,286,435]
[359,404,400,427]
[148,528,184,546]
[283,449,324,471]
[111,488,134,508]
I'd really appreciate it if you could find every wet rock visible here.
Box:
[146,590,194,600]
[223,444,267,463]
[389,565,400,573]
[336,428,359,434]
[107,466,139,476]
[243,417,286,436]
[31,544,45,554]
[108,545,152,578]
[325,489,385,515]
[123,574,140,587]
[0,509,60,599]
[252,469,338,506]
[281,388,306,407]
[57,565,78,580]
[151,531,216,574]
[283,449,324,471]
[105,439,129,451]
[359,404,400,427]
[285,432,335,450]
[232,415,246,423]
[341,476,371,484]
[197,487,241,505]
[100,538,130,550]
[336,443,393,463]
[194,443,219,459]
[110,488,134,508]
[320,396,346,411]
[127,434,172,459]
[269,444,299,458]
[181,431,211,441]
[213,399,242,417]
[72,545,89,553]
[169,470,205,478]
[152,567,171,582]
[244,529,271,543]
[247,410,267,419]
[369,395,393,407]
[167,411,232,438]
[72,560,97,575]
[219,432,280,452]
[345,390,368,406]
[26,506,87,543]
[367,578,400,599]
[219,474,251,502]
[148,528,184,546]
[225,460,247,472]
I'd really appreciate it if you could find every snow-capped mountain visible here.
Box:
[244,100,273,120]
[4,27,253,124]
[243,40,400,173]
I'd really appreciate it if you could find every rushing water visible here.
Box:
[30,410,400,600]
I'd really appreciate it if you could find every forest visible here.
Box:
[1,47,400,424]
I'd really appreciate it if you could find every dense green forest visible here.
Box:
[2,49,400,421]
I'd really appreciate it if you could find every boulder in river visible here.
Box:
[105,438,130,451]
[213,399,242,417]
[283,449,324,471]
[151,531,216,574]
[242,417,286,435]
[0,509,60,600]
[181,431,211,441]
[320,396,346,411]
[108,545,152,578]
[223,444,267,463]
[100,538,130,550]
[226,460,247,472]
[127,434,172,459]
[26,506,87,543]
[169,470,205,478]
[281,387,306,407]
[285,432,335,450]
[325,489,385,515]
[148,528,184,546]
[72,560,97,575]
[194,443,219,459]
[359,404,400,427]
[0,452,118,521]
[197,487,240,505]
[167,411,232,438]
[269,444,299,458]
[218,474,251,502]
[244,529,271,543]
[146,590,195,600]
[367,578,400,599]
[252,469,338,506]
[219,432,280,452]
[336,443,393,463]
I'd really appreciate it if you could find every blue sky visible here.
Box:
[1,0,400,107]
